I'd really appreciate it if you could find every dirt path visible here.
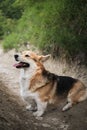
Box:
[0,46,87,130]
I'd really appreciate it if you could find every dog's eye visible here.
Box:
[25,55,30,57]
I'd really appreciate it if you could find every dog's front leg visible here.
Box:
[33,100,47,117]
[26,99,37,112]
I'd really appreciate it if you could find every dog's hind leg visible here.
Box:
[62,87,87,111]
[62,98,73,111]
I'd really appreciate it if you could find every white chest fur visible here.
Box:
[20,69,31,92]
[19,67,38,100]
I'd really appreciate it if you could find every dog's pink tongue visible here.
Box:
[13,63,23,67]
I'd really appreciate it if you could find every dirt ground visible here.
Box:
[0,46,87,130]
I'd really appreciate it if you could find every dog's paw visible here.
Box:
[33,111,43,117]
[35,116,43,120]
[26,105,37,111]
[62,102,72,111]
[26,105,32,110]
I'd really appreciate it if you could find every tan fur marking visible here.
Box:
[29,72,49,92]
[68,81,86,104]
[38,82,55,102]
[22,51,39,60]
[29,68,55,103]
[30,69,57,103]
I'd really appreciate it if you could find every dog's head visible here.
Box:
[14,51,50,69]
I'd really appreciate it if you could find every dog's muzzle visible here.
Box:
[14,54,30,68]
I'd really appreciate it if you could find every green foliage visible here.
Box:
[0,0,23,39]
[0,10,5,38]
[3,32,22,50]
[1,0,87,59]
[0,0,23,19]
[0,10,17,39]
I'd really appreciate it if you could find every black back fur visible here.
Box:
[43,70,78,96]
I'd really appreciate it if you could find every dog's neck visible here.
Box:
[20,68,34,80]
[19,62,46,92]
[19,63,38,93]
[20,62,38,79]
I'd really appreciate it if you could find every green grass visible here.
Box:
[2,0,87,59]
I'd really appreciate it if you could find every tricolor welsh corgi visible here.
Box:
[14,51,87,117]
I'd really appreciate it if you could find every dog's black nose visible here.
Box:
[14,54,18,59]
[14,54,19,61]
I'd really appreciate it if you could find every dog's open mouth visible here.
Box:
[13,62,30,68]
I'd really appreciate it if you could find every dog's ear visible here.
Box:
[38,54,51,62]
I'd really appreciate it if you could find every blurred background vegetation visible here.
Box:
[0,0,87,61]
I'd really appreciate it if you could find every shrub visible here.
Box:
[2,0,87,59]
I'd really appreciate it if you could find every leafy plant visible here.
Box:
[1,0,87,60]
